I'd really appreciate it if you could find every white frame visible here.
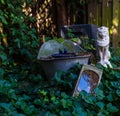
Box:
[73,64,103,97]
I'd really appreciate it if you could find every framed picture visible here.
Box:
[73,64,103,97]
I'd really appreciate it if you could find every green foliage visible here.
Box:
[66,28,95,51]
[66,0,88,23]
[0,0,120,115]
[80,36,95,51]
[110,47,120,67]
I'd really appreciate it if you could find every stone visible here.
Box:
[97,26,112,68]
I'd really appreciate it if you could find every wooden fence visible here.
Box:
[88,0,120,49]
[29,0,120,49]
[31,0,57,36]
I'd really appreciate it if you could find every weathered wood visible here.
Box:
[97,1,102,26]
[112,0,119,49]
[118,1,120,47]
[102,0,108,26]
[88,1,98,25]
[106,0,112,28]
[88,0,120,49]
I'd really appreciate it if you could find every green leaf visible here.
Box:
[45,111,54,116]
[97,112,106,116]
[60,111,71,116]
[34,99,42,105]
[31,41,38,48]
[0,103,15,112]
[14,38,21,48]
[0,68,4,78]
[51,95,56,101]
[72,107,85,116]
[1,0,5,4]
[0,16,8,24]
[106,94,113,102]
[0,80,11,89]
[111,81,120,88]
[60,99,67,108]
[96,102,105,109]
[95,88,105,100]
[107,103,119,113]
[114,72,120,78]
[8,89,17,100]
[72,107,87,116]
[61,92,69,99]
[0,53,7,61]
[80,91,95,104]
[39,90,47,96]
[116,90,120,96]
[44,97,49,102]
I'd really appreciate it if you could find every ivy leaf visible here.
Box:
[51,95,56,101]
[0,103,15,112]
[80,91,95,104]
[0,53,7,61]
[39,90,47,96]
[0,16,8,24]
[8,89,17,100]
[31,41,38,48]
[61,92,69,99]
[0,68,4,78]
[114,72,120,78]
[60,111,71,116]
[106,94,113,102]
[72,107,87,116]
[116,90,120,96]
[34,99,41,105]
[111,81,120,88]
[45,111,54,116]
[1,0,5,4]
[14,38,21,48]
[96,102,105,109]
[60,99,67,108]
[95,88,105,100]
[97,112,106,116]
[107,103,119,113]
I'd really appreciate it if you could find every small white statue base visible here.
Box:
[97,26,112,68]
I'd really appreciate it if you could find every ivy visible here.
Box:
[0,0,120,115]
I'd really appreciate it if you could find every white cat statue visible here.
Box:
[97,26,112,68]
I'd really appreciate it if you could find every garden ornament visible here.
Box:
[97,26,112,68]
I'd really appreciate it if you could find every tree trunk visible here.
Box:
[55,0,67,34]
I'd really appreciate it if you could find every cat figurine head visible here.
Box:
[97,26,109,40]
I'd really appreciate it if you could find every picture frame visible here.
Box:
[73,64,103,97]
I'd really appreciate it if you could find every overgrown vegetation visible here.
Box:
[0,0,120,115]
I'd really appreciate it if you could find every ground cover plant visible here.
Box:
[0,54,120,115]
[0,0,120,115]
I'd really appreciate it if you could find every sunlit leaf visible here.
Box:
[1,0,5,4]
